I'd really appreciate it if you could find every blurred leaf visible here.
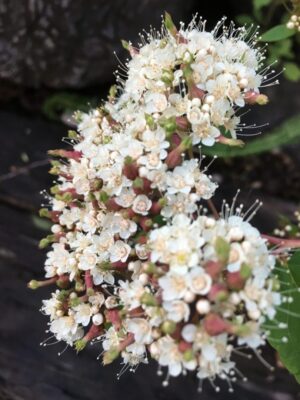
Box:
[260,24,296,42]
[203,115,300,157]
[32,215,52,231]
[236,14,255,26]
[268,39,294,64]
[288,250,300,287]
[42,92,97,121]
[253,0,272,10]
[284,62,300,81]
[267,256,300,383]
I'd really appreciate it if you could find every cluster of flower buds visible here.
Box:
[287,1,300,31]
[29,13,287,390]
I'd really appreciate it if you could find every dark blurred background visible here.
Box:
[0,1,300,399]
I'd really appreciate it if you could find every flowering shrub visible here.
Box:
[29,13,300,390]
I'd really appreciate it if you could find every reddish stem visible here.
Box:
[262,234,300,249]
[85,271,93,290]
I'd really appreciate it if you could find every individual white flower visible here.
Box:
[50,316,83,344]
[191,122,220,146]
[91,266,115,285]
[78,248,98,271]
[166,159,198,195]
[187,105,206,125]
[118,280,146,310]
[135,243,149,260]
[132,195,152,215]
[138,151,166,170]
[42,292,62,320]
[81,211,100,234]
[45,243,71,273]
[115,188,136,208]
[98,164,130,196]
[161,193,198,218]
[126,318,152,344]
[102,326,121,351]
[194,173,218,199]
[110,214,137,239]
[140,128,169,153]
[157,337,183,377]
[109,240,131,263]
[181,324,197,343]
[168,93,189,115]
[77,110,102,140]
[159,272,188,301]
[59,207,83,229]
[144,92,168,114]
[156,336,197,377]
[73,303,92,326]
[237,321,265,348]
[227,242,246,272]
[163,300,190,322]
[120,137,144,160]
[188,267,212,295]
[89,292,105,307]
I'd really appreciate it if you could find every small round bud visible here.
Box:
[196,299,211,314]
[291,15,298,22]
[248,309,261,320]
[150,342,159,356]
[287,21,295,29]
[191,98,201,107]
[184,291,196,303]
[92,313,104,326]
[205,95,215,104]
[139,273,149,285]
[51,224,62,234]
[201,104,210,113]
[161,320,177,334]
[239,78,248,89]
[198,48,207,57]
[229,293,240,305]
[56,310,64,317]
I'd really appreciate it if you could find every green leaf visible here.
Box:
[284,62,300,82]
[288,251,300,286]
[215,236,230,263]
[267,258,300,383]
[260,24,296,42]
[267,39,293,65]
[42,92,97,121]
[203,115,300,158]
[253,0,272,10]
[235,14,255,26]
[32,215,52,231]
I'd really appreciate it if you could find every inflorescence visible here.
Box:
[29,13,292,391]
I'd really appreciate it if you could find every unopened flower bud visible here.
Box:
[204,313,229,336]
[208,283,228,302]
[92,313,104,325]
[244,91,269,105]
[161,320,177,334]
[103,347,120,365]
[196,299,211,314]
[184,291,196,303]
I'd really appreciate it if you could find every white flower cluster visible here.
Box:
[287,13,300,31]
[105,214,280,381]
[30,14,283,389]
